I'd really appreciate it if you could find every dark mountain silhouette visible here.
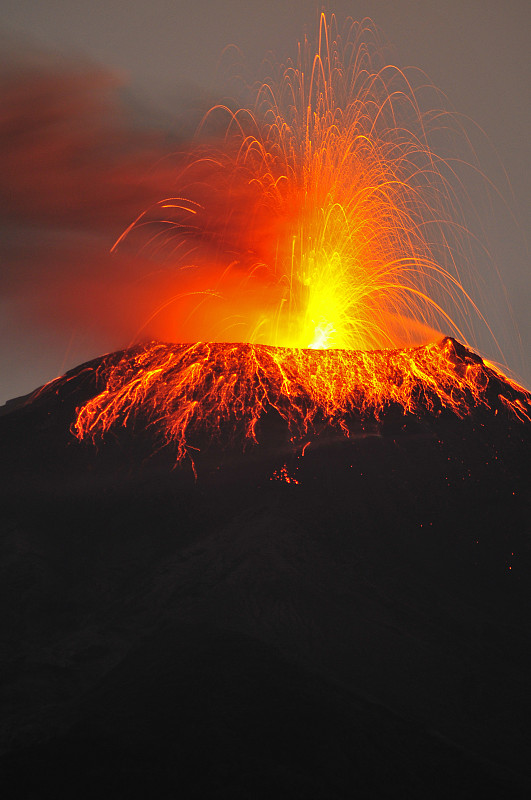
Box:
[1,340,530,798]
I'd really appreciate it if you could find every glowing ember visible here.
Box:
[73,339,531,463]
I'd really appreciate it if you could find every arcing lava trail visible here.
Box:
[115,14,502,356]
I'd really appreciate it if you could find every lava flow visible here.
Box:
[66,15,529,463]
[72,338,531,463]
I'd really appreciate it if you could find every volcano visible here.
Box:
[1,339,530,798]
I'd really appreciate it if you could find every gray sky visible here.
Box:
[1,0,529,402]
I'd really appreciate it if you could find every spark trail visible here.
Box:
[117,15,493,353]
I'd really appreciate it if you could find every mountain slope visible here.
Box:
[1,340,530,797]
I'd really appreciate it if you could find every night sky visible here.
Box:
[1,0,529,404]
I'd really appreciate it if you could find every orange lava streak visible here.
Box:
[73,339,531,462]
[118,14,496,354]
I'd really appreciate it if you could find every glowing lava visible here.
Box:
[72,339,531,464]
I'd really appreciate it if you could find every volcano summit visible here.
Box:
[35,336,531,469]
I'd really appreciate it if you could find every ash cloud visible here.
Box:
[0,50,286,406]
[0,51,198,403]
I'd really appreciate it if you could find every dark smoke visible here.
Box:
[0,51,195,403]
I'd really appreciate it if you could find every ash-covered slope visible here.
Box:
[1,340,530,798]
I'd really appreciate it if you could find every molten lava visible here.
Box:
[72,339,531,464]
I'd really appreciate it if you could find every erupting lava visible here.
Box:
[116,15,491,352]
[64,15,529,463]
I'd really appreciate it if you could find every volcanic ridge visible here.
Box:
[23,336,531,468]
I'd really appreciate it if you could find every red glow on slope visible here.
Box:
[71,339,531,464]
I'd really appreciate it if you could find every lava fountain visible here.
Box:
[63,15,530,464]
